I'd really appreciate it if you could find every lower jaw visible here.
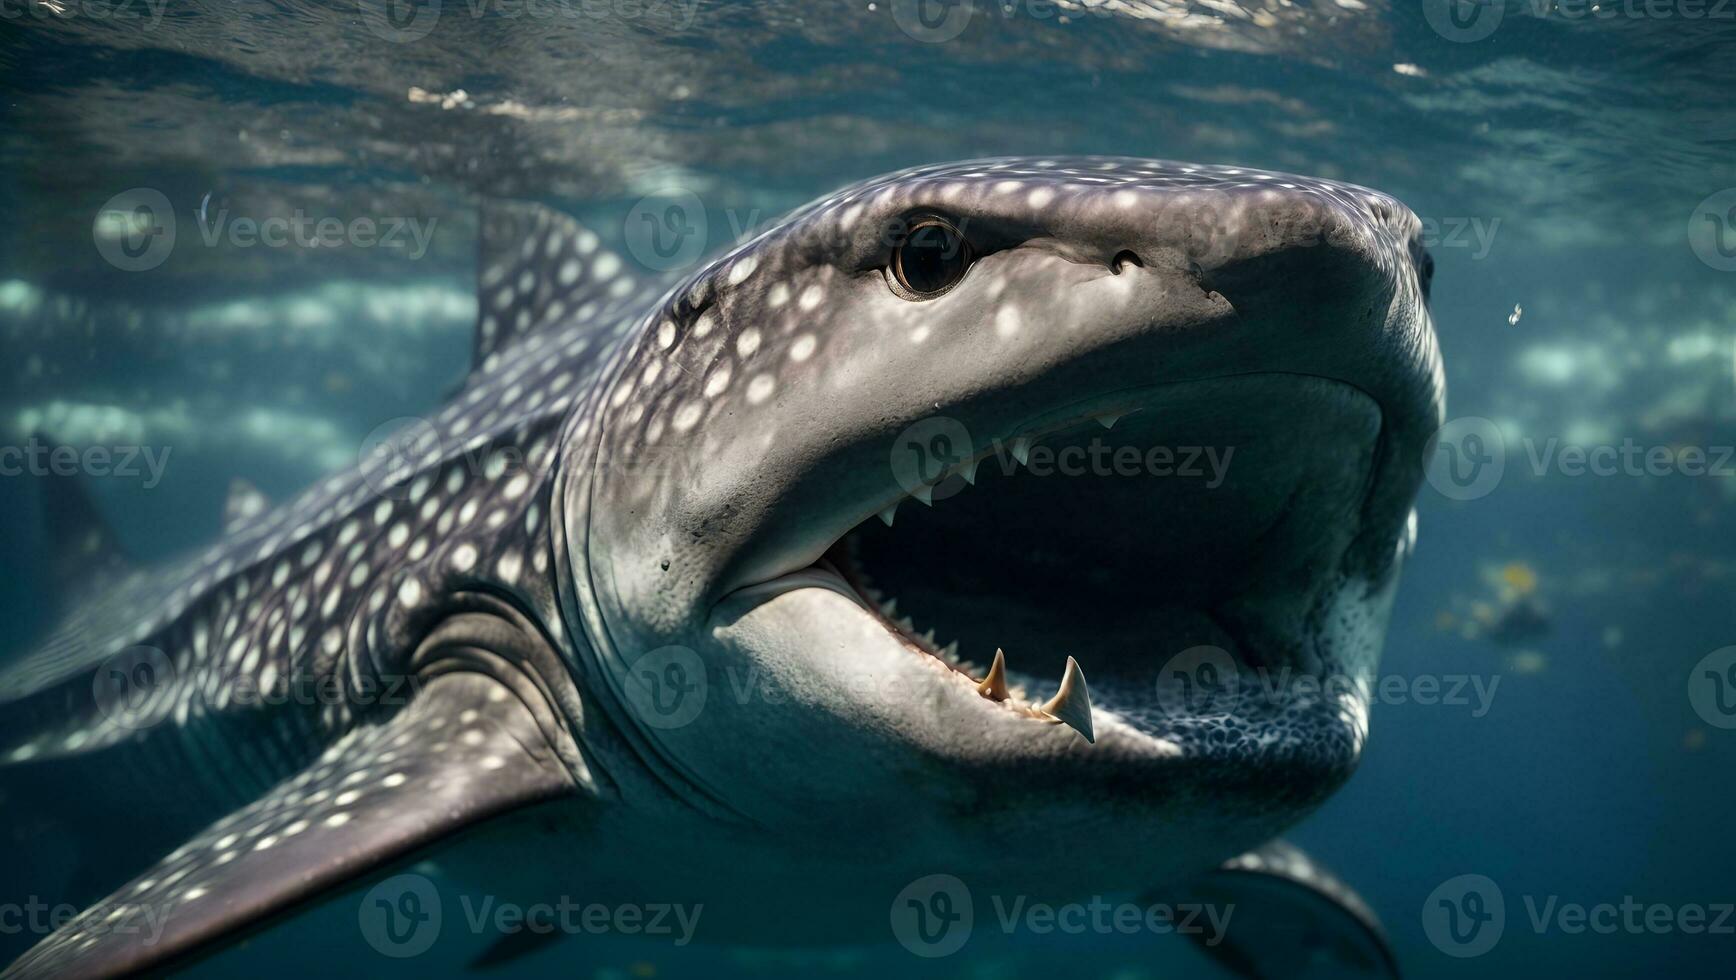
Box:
[798,562,1366,786]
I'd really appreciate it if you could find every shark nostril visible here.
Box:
[1110,250,1144,274]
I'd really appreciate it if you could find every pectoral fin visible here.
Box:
[2,673,576,979]
[1174,840,1400,979]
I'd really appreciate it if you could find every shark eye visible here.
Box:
[890,217,972,299]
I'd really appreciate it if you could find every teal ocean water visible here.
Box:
[3,2,1735,977]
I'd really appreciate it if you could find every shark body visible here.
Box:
[1,158,1441,978]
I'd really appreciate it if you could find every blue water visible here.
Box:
[3,1,1736,977]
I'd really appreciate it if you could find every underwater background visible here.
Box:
[2,0,1735,976]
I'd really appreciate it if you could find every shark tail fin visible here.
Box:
[469,200,649,376]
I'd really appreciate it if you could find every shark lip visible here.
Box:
[783,373,1388,743]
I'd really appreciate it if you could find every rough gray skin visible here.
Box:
[0,158,1441,977]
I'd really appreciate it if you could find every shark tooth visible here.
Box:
[959,458,980,485]
[878,501,898,527]
[975,648,1010,702]
[1094,412,1123,429]
[1040,656,1095,743]
[1009,437,1031,466]
[896,615,915,632]
[939,640,960,662]
[880,597,898,617]
[912,483,934,506]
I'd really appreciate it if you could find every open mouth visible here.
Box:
[819,375,1385,745]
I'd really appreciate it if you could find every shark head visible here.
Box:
[555,158,1443,902]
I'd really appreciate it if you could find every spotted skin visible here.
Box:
[2,159,1437,977]
[1,203,659,977]
[5,674,567,978]
[1,201,655,768]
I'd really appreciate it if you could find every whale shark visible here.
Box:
[0,157,1441,978]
